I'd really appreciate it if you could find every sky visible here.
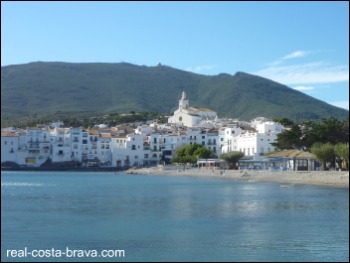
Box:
[1,1,349,110]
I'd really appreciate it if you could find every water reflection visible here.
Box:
[1,172,349,262]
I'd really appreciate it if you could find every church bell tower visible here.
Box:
[179,91,189,110]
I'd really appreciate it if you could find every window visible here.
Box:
[132,145,136,150]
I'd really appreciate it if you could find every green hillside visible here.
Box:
[1,62,348,126]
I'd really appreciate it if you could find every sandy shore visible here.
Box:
[127,167,349,188]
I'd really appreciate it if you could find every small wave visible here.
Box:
[1,182,48,187]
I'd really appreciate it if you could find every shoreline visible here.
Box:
[128,167,349,188]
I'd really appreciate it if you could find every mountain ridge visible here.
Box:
[1,62,348,126]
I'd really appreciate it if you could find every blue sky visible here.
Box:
[1,1,349,110]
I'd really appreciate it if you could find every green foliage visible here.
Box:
[3,111,166,129]
[220,151,245,169]
[334,143,349,170]
[273,118,349,151]
[2,62,349,127]
[334,143,349,163]
[310,142,335,170]
[272,124,303,150]
[172,144,212,165]
[273,117,294,127]
[304,118,349,146]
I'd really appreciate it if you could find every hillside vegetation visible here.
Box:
[1,62,348,126]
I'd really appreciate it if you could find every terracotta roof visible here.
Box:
[85,129,100,135]
[111,135,127,139]
[101,134,112,138]
[266,149,316,159]
[1,132,19,137]
[186,107,216,113]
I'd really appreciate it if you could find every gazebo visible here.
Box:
[265,149,318,171]
[197,159,225,169]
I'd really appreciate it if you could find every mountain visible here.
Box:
[1,62,348,125]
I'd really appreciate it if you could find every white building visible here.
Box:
[98,134,112,166]
[1,131,19,164]
[15,128,51,167]
[50,128,72,163]
[110,134,149,168]
[221,120,283,157]
[1,110,285,168]
[168,91,217,127]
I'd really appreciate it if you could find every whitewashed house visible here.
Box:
[1,131,19,164]
[15,128,51,167]
[110,134,148,168]
[98,134,112,166]
[50,128,72,163]
[221,119,283,157]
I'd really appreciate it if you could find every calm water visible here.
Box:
[1,171,349,262]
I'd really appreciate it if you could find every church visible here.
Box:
[168,92,218,127]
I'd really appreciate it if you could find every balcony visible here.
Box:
[28,143,40,150]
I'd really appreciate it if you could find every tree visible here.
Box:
[172,144,212,166]
[220,151,245,169]
[273,117,294,127]
[273,118,349,151]
[305,118,349,146]
[310,142,335,170]
[334,143,349,170]
[271,124,303,150]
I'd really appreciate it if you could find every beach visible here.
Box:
[128,167,349,188]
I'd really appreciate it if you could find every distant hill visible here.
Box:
[1,62,348,126]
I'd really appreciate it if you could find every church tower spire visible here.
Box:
[179,91,189,110]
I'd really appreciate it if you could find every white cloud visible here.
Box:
[292,86,315,91]
[267,50,309,67]
[255,62,349,85]
[282,50,309,60]
[328,101,349,110]
[186,65,216,73]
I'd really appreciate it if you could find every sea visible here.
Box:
[1,171,349,262]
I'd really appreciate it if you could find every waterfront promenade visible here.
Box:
[129,167,349,188]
